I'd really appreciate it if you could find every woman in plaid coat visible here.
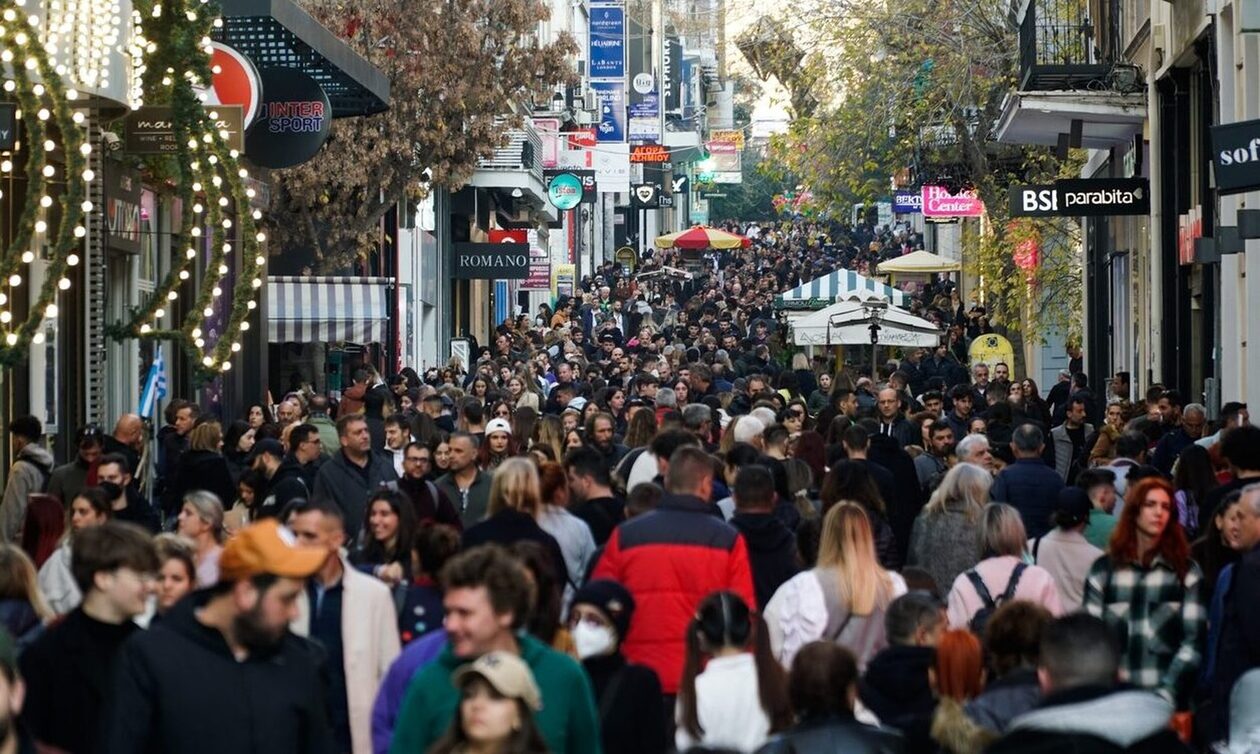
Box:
[1083,476,1205,709]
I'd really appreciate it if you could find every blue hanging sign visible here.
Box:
[589,5,626,80]
[591,81,626,142]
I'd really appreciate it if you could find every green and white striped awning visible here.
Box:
[774,268,911,310]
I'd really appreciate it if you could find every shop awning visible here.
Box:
[791,300,941,347]
[267,276,393,344]
[774,268,910,310]
[877,249,962,274]
[214,0,390,117]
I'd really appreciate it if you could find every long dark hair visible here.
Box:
[820,460,885,515]
[510,541,563,645]
[678,591,791,740]
[428,691,548,754]
[1172,444,1218,509]
[352,489,418,569]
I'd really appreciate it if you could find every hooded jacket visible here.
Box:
[161,449,236,517]
[258,455,318,518]
[102,591,336,754]
[0,443,52,542]
[757,713,905,754]
[985,686,1189,754]
[859,645,938,752]
[731,512,801,609]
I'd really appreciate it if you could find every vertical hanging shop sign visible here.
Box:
[589,4,626,80]
[591,81,626,142]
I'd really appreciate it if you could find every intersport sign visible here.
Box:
[1008,178,1150,217]
[1211,118,1260,194]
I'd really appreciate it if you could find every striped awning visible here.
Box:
[267,276,393,344]
[774,268,910,310]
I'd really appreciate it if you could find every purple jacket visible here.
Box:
[371,629,448,754]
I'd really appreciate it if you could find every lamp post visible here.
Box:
[861,300,889,382]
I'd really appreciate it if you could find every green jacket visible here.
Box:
[388,634,602,754]
[308,414,339,459]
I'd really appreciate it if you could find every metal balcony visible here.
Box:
[476,125,543,183]
[1017,0,1109,91]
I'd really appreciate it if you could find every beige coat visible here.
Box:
[291,555,400,754]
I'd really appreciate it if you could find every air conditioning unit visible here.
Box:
[584,90,598,111]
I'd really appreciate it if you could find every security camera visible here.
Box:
[102,131,122,152]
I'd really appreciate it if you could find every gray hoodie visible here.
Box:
[1007,688,1174,747]
[0,443,53,542]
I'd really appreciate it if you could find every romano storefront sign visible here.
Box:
[1211,118,1260,194]
[1008,178,1150,217]
[452,243,530,279]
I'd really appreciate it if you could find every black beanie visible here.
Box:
[571,579,635,638]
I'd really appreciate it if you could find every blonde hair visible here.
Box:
[817,503,894,615]
[0,544,51,621]
[187,421,222,452]
[487,457,543,518]
[924,463,991,520]
[534,415,566,462]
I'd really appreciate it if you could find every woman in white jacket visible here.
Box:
[37,485,113,615]
[763,502,907,670]
[676,591,792,753]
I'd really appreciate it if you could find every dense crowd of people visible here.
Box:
[0,218,1254,753]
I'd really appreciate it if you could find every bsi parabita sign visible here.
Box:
[452,243,530,279]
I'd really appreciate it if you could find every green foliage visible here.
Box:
[707,149,798,222]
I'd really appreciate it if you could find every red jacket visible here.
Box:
[592,494,755,693]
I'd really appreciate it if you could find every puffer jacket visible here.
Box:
[757,713,905,754]
[591,493,755,693]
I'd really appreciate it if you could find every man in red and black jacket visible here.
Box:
[592,445,755,702]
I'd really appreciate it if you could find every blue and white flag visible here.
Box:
[138,346,167,418]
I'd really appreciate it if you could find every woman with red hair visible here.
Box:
[1083,476,1204,708]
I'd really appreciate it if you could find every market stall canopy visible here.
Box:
[654,226,751,250]
[876,249,962,274]
[775,268,911,310]
[268,276,393,343]
[792,300,941,347]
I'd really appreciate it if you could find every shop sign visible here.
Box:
[630,183,659,208]
[1178,206,1202,266]
[452,242,530,279]
[553,263,575,298]
[204,42,262,127]
[104,160,142,254]
[0,104,16,150]
[1008,178,1150,217]
[630,144,669,163]
[125,106,245,154]
[545,172,584,210]
[522,246,551,290]
[244,68,332,169]
[893,188,921,213]
[1211,118,1260,194]
[663,37,682,111]
[922,185,984,217]
[672,175,689,194]
[591,81,626,142]
[566,129,597,149]
[589,4,626,80]
[544,169,595,205]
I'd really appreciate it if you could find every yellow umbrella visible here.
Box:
[654,225,751,250]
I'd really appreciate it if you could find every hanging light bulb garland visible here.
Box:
[0,0,89,367]
[113,0,266,378]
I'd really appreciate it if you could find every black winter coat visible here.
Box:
[859,645,937,753]
[582,653,667,754]
[757,714,905,754]
[101,591,335,754]
[21,608,138,753]
[161,449,235,517]
[731,512,801,609]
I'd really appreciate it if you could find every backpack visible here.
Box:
[965,562,1027,635]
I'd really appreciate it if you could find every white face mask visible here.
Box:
[572,622,617,660]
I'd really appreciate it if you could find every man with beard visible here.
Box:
[103,519,333,754]
[585,412,628,467]
[914,423,955,494]
[397,441,463,530]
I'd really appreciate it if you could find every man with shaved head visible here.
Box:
[102,414,144,490]
[875,387,916,449]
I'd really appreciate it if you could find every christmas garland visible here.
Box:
[0,1,89,367]
[110,0,266,379]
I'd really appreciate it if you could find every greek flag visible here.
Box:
[138,346,167,418]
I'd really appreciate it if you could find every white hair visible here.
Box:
[750,407,777,428]
[955,434,991,464]
[733,416,765,444]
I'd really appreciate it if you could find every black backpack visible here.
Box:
[965,562,1027,635]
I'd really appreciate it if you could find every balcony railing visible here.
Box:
[1018,0,1111,91]
[477,124,543,184]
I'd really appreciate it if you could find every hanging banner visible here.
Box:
[591,81,626,142]
[662,37,682,114]
[589,5,626,80]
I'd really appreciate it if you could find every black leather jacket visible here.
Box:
[756,714,905,754]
